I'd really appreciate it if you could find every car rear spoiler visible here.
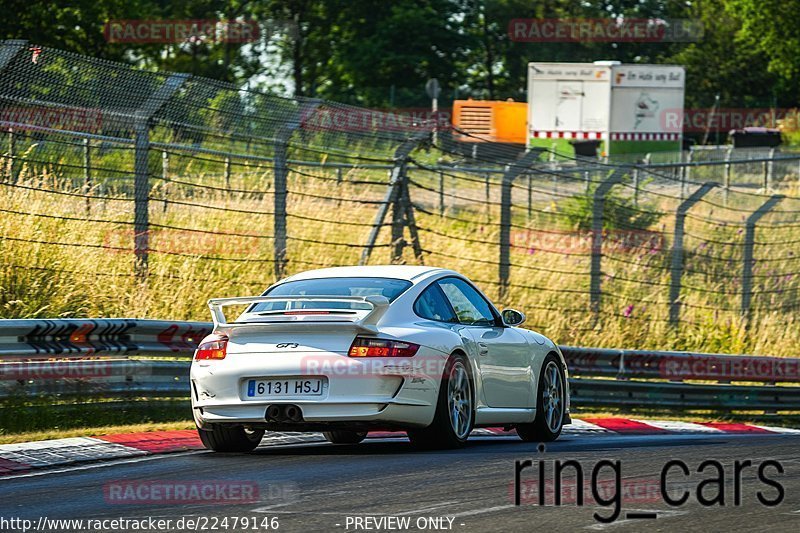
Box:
[207,295,391,333]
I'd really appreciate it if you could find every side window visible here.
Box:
[414,284,458,323]
[438,278,496,326]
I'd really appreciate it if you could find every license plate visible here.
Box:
[246,378,323,398]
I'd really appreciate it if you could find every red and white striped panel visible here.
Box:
[531,131,605,140]
[609,132,681,141]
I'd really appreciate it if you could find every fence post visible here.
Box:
[360,134,428,265]
[589,168,627,316]
[438,170,444,217]
[274,99,321,279]
[681,151,691,199]
[83,138,91,215]
[273,128,292,278]
[669,182,718,325]
[224,156,231,190]
[498,151,542,301]
[132,73,189,281]
[742,195,784,319]
[161,150,169,212]
[527,173,532,220]
[724,146,733,206]
[485,172,491,223]
[7,127,17,182]
[765,147,775,191]
[133,121,151,280]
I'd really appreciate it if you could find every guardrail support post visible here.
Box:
[360,133,428,265]
[742,195,784,319]
[498,151,542,302]
[590,169,627,316]
[132,73,189,282]
[669,182,718,325]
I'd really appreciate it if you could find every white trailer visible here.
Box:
[527,61,685,157]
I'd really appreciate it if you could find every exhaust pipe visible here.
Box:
[266,405,284,422]
[285,405,303,422]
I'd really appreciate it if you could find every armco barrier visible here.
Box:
[0,320,799,413]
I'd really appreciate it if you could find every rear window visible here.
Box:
[250,277,412,312]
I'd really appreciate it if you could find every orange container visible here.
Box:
[452,99,528,144]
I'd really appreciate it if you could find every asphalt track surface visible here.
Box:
[2,432,800,532]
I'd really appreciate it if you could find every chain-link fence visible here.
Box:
[3,40,800,356]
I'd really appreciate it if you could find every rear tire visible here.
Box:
[198,425,264,452]
[407,354,474,449]
[323,430,368,444]
[517,354,565,443]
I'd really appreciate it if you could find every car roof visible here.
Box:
[280,265,450,283]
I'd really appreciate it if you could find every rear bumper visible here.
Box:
[191,350,445,429]
[194,400,434,429]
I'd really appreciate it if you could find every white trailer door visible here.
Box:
[556,81,583,131]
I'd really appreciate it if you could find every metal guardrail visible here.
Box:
[1,320,798,413]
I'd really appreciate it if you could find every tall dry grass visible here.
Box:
[1,161,799,356]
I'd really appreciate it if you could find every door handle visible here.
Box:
[477,342,489,356]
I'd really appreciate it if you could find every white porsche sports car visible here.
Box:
[191,266,570,451]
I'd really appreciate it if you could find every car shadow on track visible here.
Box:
[217,433,734,458]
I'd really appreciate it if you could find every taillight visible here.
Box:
[348,337,419,357]
[194,334,228,360]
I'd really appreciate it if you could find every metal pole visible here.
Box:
[274,99,321,278]
[131,73,190,282]
[485,172,491,223]
[161,151,169,212]
[438,171,444,217]
[274,129,291,278]
[527,173,532,220]
[224,156,231,190]
[6,127,15,182]
[133,121,151,281]
[83,138,91,216]
[669,182,717,325]
[742,195,784,319]
[360,134,428,265]
[391,165,407,263]
[766,147,775,191]
[498,151,542,301]
[724,146,733,206]
[590,169,627,316]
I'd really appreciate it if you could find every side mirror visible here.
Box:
[501,308,526,326]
